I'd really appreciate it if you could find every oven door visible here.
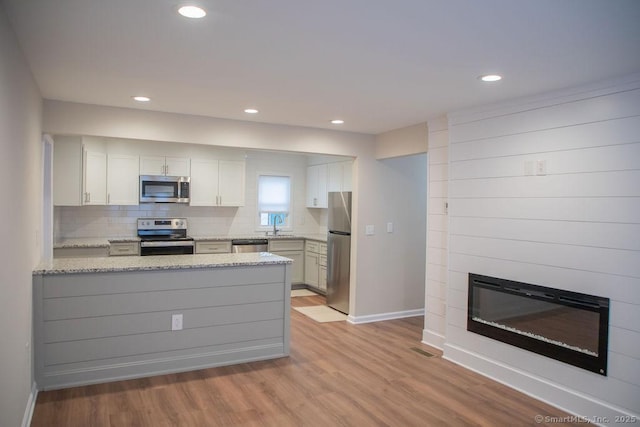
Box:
[140,240,195,256]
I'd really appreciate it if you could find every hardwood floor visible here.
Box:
[32,294,582,426]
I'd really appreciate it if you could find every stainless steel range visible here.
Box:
[137,218,194,256]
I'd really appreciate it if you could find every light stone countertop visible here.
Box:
[191,234,327,243]
[34,252,292,275]
[53,237,140,249]
[53,233,328,250]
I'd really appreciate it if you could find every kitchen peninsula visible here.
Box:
[33,253,292,390]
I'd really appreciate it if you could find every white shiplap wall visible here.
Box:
[423,116,449,349]
[446,76,640,421]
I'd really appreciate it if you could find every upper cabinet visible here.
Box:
[306,161,352,208]
[82,150,107,205]
[140,156,190,176]
[190,159,245,207]
[53,136,83,206]
[107,155,139,205]
[327,161,353,192]
[306,164,328,208]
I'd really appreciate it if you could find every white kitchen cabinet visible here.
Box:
[218,160,245,206]
[306,164,327,208]
[53,136,83,206]
[327,161,353,192]
[304,240,327,292]
[109,242,139,256]
[107,154,139,205]
[82,149,107,205]
[195,240,232,254]
[269,239,304,284]
[140,156,190,176]
[190,159,245,207]
[304,251,319,288]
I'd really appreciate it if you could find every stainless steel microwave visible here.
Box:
[139,175,190,203]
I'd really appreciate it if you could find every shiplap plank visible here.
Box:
[449,170,640,199]
[450,89,640,143]
[44,282,283,320]
[450,217,640,251]
[451,142,640,180]
[450,115,640,161]
[451,197,640,224]
[44,301,285,343]
[45,319,283,366]
[43,265,284,298]
[428,146,448,165]
[450,235,640,278]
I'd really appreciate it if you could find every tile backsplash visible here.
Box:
[54,204,326,239]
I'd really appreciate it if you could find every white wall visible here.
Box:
[423,116,449,349]
[0,7,42,427]
[445,75,640,422]
[375,122,428,159]
[351,153,427,320]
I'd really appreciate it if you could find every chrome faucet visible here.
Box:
[273,215,283,236]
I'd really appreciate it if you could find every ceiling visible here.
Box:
[3,0,640,135]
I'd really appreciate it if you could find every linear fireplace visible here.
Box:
[467,273,609,376]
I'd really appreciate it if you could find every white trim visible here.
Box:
[422,329,445,351]
[347,308,424,324]
[443,343,636,425]
[21,382,37,427]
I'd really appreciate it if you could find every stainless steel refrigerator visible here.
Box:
[327,191,352,314]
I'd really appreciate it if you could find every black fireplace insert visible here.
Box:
[467,273,609,376]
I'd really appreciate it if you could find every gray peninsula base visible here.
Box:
[33,261,291,390]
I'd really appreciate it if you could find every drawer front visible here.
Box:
[319,255,327,267]
[269,239,304,252]
[319,243,327,256]
[109,243,139,256]
[196,241,231,254]
[305,240,320,253]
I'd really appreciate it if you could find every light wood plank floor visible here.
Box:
[32,294,582,426]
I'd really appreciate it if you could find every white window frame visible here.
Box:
[256,173,293,232]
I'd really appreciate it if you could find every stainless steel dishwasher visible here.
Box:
[231,239,269,253]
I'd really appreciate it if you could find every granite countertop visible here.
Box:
[34,252,292,275]
[53,237,140,249]
[54,234,328,249]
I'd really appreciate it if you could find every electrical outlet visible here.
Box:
[171,314,183,331]
[365,225,375,235]
[386,222,393,233]
[536,159,547,176]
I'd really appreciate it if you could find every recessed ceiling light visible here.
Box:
[244,108,259,114]
[178,5,207,19]
[331,119,345,125]
[480,74,502,82]
[132,96,150,102]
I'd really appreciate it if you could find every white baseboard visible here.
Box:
[422,329,445,350]
[348,308,424,324]
[443,343,636,426]
[21,382,37,427]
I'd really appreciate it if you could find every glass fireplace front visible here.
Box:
[467,273,609,375]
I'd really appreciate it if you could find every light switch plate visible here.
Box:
[387,222,393,233]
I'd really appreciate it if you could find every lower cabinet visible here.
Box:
[195,240,231,254]
[268,240,304,284]
[54,247,109,258]
[304,240,327,293]
[109,242,140,256]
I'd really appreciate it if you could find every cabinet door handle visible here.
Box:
[87,192,90,203]
[107,194,110,204]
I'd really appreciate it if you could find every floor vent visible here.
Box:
[410,347,434,358]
